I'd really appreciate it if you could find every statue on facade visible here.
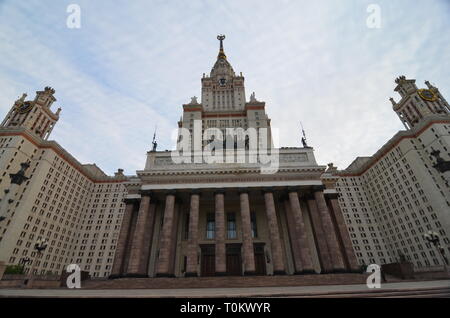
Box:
[300,122,310,148]
[327,163,337,172]
[151,127,157,152]
[190,96,198,104]
[14,93,27,105]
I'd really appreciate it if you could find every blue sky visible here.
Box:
[0,0,449,175]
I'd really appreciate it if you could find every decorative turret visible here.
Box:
[391,76,450,129]
[0,86,61,139]
[35,86,56,108]
[394,75,418,98]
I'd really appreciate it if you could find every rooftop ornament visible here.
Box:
[430,150,450,173]
[217,34,226,60]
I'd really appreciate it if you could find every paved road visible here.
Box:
[0,279,449,298]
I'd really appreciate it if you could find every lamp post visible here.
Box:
[19,257,31,274]
[423,231,449,272]
[24,238,48,288]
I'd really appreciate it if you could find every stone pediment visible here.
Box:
[145,147,317,170]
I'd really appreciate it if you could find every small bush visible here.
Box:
[360,264,368,273]
[4,265,24,275]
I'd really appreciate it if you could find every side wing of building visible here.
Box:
[337,117,450,269]
[0,129,129,278]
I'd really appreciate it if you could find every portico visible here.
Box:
[110,161,359,279]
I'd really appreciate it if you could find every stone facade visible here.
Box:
[110,37,358,278]
[3,39,447,282]
[333,76,450,270]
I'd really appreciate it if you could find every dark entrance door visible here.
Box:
[226,244,242,276]
[200,245,215,277]
[254,244,267,275]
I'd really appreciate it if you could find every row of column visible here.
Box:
[111,191,180,278]
[111,187,359,278]
[282,187,357,274]
[110,191,157,278]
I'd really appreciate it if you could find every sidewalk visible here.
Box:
[0,279,449,298]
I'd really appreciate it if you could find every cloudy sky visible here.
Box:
[0,0,449,175]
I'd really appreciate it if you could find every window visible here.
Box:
[206,213,215,239]
[183,213,189,240]
[182,256,187,273]
[227,213,237,239]
[251,212,258,238]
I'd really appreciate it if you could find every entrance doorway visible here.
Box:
[254,243,267,275]
[226,244,242,276]
[200,245,215,277]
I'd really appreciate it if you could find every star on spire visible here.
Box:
[217,34,226,60]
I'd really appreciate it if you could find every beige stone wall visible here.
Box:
[72,182,127,278]
[0,132,128,278]
[337,121,450,269]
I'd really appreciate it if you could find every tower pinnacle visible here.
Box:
[392,76,450,129]
[1,86,61,140]
[217,34,226,60]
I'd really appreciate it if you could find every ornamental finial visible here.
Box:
[217,34,226,60]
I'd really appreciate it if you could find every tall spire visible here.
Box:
[210,34,235,79]
[217,34,226,60]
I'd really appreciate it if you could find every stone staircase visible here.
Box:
[81,277,450,297]
[277,286,450,298]
[82,273,368,289]
[0,276,448,298]
[76,274,450,298]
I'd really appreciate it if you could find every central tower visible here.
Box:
[177,35,272,150]
[201,35,246,111]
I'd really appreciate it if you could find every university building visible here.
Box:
[335,76,450,269]
[0,36,448,281]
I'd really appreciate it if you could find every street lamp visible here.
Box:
[423,231,449,269]
[24,238,48,288]
[19,257,31,274]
